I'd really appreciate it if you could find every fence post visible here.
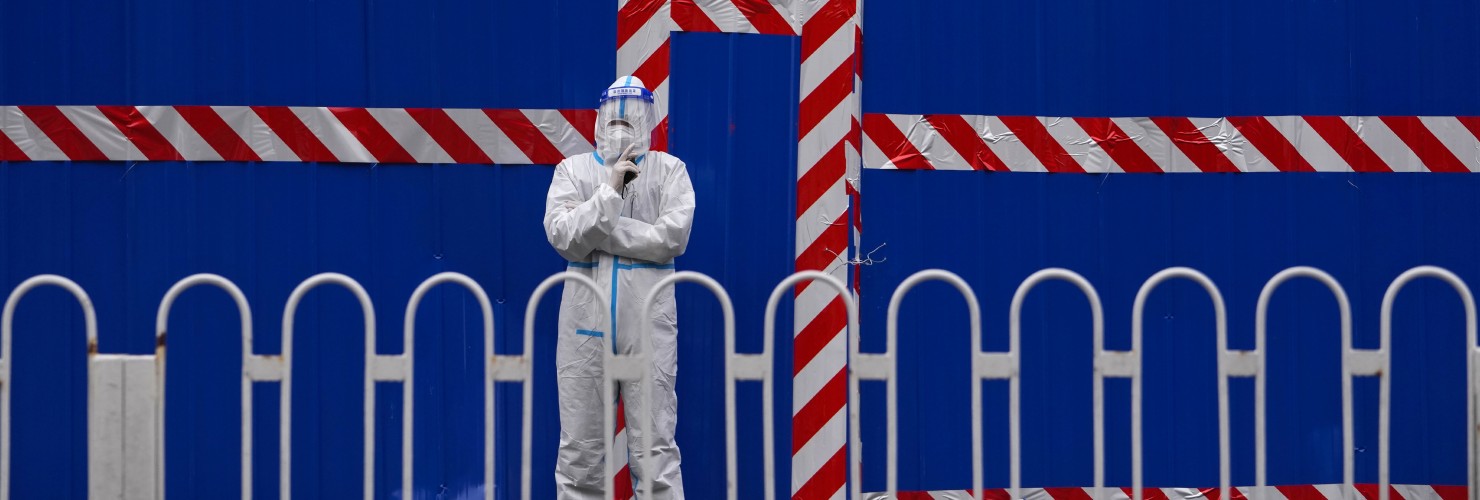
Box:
[1011,268,1102,500]
[1374,266,1477,500]
[1253,267,1350,500]
[523,272,605,500]
[856,269,980,499]
[756,271,855,500]
[1124,267,1228,500]
[281,273,378,500]
[1,275,96,500]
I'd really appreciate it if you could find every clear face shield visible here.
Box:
[595,84,656,165]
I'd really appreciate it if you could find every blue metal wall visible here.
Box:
[1,0,1479,498]
[859,0,1480,493]
[863,0,1480,116]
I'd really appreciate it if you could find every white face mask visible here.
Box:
[607,123,638,161]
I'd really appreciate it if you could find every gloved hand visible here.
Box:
[607,143,640,191]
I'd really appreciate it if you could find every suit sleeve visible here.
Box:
[544,159,624,262]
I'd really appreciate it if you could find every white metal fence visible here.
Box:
[0,265,1475,499]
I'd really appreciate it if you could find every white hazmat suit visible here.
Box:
[544,76,695,499]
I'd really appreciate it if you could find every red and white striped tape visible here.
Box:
[863,114,1480,173]
[864,484,1468,500]
[671,0,800,35]
[618,0,802,157]
[0,105,595,164]
[617,1,859,499]
[11,106,1480,175]
[793,0,858,497]
[614,1,813,498]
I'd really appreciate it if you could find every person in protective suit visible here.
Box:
[543,75,695,499]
